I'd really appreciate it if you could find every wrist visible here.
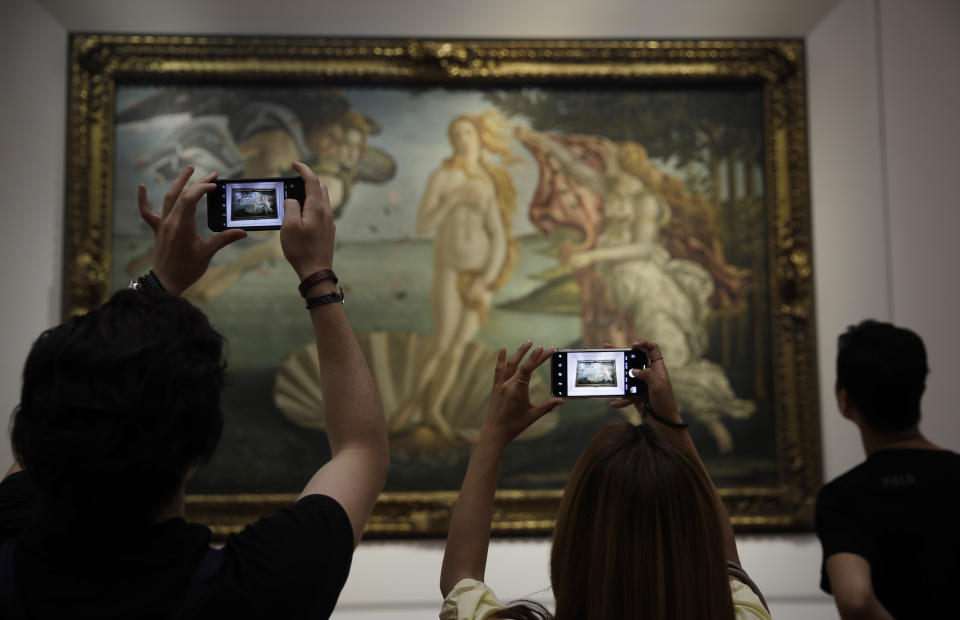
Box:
[473,427,511,452]
[130,270,176,295]
[293,263,333,282]
[302,280,339,298]
[298,268,338,297]
[642,402,687,429]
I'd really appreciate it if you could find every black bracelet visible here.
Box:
[643,403,688,428]
[305,287,345,309]
[128,270,166,293]
[146,270,166,293]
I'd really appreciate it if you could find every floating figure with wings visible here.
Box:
[117,88,396,303]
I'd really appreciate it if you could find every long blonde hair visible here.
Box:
[444,111,520,292]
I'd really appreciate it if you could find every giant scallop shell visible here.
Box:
[274,331,557,445]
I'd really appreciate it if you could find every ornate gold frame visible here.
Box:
[66,35,818,537]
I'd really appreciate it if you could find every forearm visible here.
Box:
[309,283,388,463]
[584,241,655,264]
[838,603,894,620]
[828,554,894,620]
[440,436,505,597]
[292,282,388,543]
[417,205,445,235]
[532,134,603,193]
[677,427,739,565]
[416,175,447,234]
[649,422,740,566]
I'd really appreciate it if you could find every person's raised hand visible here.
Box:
[280,161,336,281]
[477,342,564,448]
[609,339,685,427]
[138,166,247,295]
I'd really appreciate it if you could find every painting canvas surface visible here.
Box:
[110,84,775,497]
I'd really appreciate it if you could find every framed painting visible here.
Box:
[65,35,819,536]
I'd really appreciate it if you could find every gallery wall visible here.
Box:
[0,0,957,618]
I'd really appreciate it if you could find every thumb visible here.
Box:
[137,185,161,233]
[206,229,247,255]
[283,198,301,228]
[530,397,564,419]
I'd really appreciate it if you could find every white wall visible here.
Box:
[878,0,960,452]
[2,0,957,618]
[808,0,891,485]
[0,0,66,464]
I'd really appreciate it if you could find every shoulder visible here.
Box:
[816,465,861,508]
[424,166,461,195]
[225,494,352,558]
[0,471,38,539]
[213,495,354,617]
[730,580,772,620]
[859,448,960,482]
[923,448,960,468]
[944,450,960,474]
[432,164,460,182]
[814,468,869,546]
[816,455,879,502]
[440,578,505,620]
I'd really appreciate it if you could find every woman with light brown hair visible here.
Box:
[439,340,771,619]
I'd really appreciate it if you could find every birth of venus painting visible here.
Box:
[67,37,818,535]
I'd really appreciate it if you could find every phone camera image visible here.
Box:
[224,181,285,229]
[574,359,618,388]
[229,187,279,221]
[552,349,633,398]
[207,176,304,232]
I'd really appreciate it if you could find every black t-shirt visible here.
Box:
[0,471,354,619]
[815,448,960,618]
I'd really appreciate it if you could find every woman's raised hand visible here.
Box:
[609,339,686,428]
[477,342,564,448]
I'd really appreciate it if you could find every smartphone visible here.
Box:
[206,176,305,232]
[550,348,648,398]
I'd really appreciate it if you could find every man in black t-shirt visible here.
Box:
[0,162,389,618]
[815,320,960,619]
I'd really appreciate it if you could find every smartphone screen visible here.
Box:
[206,177,305,231]
[550,348,648,398]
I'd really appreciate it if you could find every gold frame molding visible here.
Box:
[66,35,818,537]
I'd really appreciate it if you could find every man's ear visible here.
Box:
[836,386,855,420]
[184,463,199,482]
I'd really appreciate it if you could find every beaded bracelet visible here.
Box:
[643,402,688,428]
[305,287,345,309]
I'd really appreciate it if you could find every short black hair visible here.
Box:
[12,290,226,527]
[836,320,928,432]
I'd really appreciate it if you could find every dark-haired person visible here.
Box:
[0,162,389,619]
[815,320,960,619]
[438,340,770,619]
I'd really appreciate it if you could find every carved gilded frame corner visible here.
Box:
[66,35,818,537]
